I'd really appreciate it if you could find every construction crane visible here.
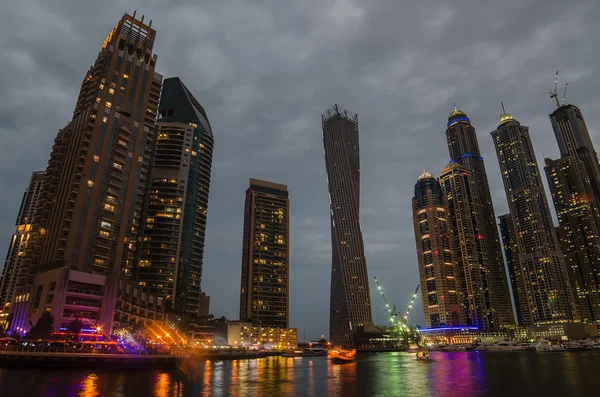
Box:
[550,70,568,107]
[402,285,420,323]
[374,277,399,326]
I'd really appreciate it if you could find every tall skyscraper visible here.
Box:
[24,13,162,283]
[0,171,45,314]
[491,111,574,324]
[412,170,464,328]
[439,162,494,328]
[322,105,372,348]
[445,109,514,327]
[239,179,289,329]
[550,104,600,202]
[137,77,214,319]
[545,156,600,324]
[498,214,524,324]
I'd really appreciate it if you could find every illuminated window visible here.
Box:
[101,221,112,229]
[112,163,122,170]
[123,74,129,79]
[106,101,112,109]
[96,97,101,103]
[109,88,115,94]
[104,203,115,211]
[102,116,108,123]
[99,230,110,238]
[87,180,94,187]
[94,155,100,162]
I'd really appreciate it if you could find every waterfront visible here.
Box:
[1,351,598,396]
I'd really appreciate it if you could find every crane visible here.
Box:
[550,70,568,107]
[402,285,420,323]
[374,277,399,325]
[562,82,569,105]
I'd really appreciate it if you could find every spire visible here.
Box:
[418,168,434,181]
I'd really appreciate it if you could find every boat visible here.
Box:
[535,340,565,352]
[486,341,525,351]
[327,348,356,362]
[416,349,430,360]
[282,349,303,357]
[302,348,327,357]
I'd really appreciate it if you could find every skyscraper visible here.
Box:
[550,104,600,202]
[322,105,372,348]
[498,214,524,324]
[445,109,514,327]
[491,111,574,324]
[439,162,493,328]
[545,156,600,324]
[137,77,214,319]
[25,13,162,282]
[412,170,464,328]
[239,179,289,329]
[0,171,45,315]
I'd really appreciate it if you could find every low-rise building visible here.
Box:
[226,321,297,349]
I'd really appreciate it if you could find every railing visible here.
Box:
[1,345,179,356]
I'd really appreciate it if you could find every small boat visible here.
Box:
[327,348,356,362]
[535,340,565,352]
[416,349,430,360]
[302,348,327,357]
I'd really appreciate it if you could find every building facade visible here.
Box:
[498,214,524,324]
[445,109,514,327]
[239,179,290,329]
[322,105,372,348]
[6,13,165,333]
[0,171,45,317]
[412,170,464,328]
[545,156,600,325]
[25,13,162,281]
[550,104,600,202]
[491,112,575,325]
[226,321,297,349]
[137,77,214,320]
[439,162,494,328]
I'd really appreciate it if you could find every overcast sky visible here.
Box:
[1,0,599,339]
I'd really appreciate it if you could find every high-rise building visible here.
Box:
[24,13,162,282]
[322,105,372,348]
[137,77,214,319]
[550,104,600,202]
[491,111,574,324]
[498,214,524,324]
[445,109,514,327]
[412,170,464,328]
[0,171,45,315]
[439,162,494,328]
[239,179,290,329]
[545,156,600,324]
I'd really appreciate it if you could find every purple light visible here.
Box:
[418,326,480,332]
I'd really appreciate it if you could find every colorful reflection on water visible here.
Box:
[1,351,600,396]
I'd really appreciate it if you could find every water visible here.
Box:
[1,351,598,396]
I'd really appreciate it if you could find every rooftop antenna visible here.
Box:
[550,71,560,107]
[453,102,457,110]
[501,102,506,114]
[562,82,569,105]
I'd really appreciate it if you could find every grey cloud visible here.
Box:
[1,0,599,337]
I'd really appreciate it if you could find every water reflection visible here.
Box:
[1,351,600,396]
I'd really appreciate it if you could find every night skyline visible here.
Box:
[1,2,600,338]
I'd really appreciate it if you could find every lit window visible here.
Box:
[87,180,94,187]
[104,203,115,211]
[191,151,197,156]
[112,163,122,170]
[99,230,110,238]
[109,88,115,94]
[96,97,101,103]
[103,116,108,123]
[106,101,112,109]
[94,155,99,162]
[123,74,129,79]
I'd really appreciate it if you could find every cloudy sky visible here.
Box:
[1,0,599,338]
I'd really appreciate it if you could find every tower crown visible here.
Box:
[418,168,434,181]
[498,113,515,126]
[447,107,471,128]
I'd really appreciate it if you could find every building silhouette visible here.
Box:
[137,77,214,320]
[0,171,45,316]
[445,109,514,327]
[545,156,600,325]
[239,179,290,329]
[439,162,492,328]
[498,213,523,324]
[491,111,575,324]
[322,105,372,348]
[412,170,464,328]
